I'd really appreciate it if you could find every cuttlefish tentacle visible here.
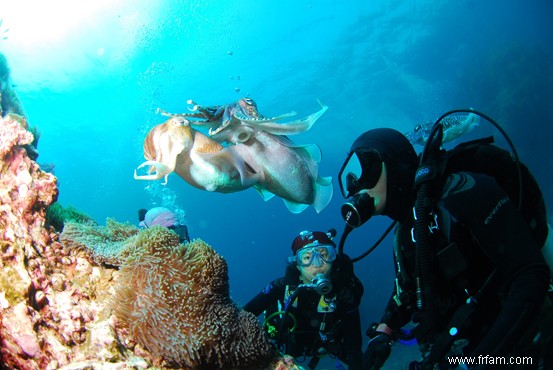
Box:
[235,103,328,136]
[134,161,172,185]
[157,107,207,120]
[184,98,328,142]
[233,111,297,124]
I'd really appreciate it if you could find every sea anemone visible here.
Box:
[112,227,276,369]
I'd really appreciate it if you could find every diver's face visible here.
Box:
[297,262,332,284]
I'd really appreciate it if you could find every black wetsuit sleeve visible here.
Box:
[242,278,284,316]
[439,172,550,356]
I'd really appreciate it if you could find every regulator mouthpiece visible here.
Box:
[341,192,376,228]
[312,273,332,295]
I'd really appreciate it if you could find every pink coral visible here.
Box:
[0,114,58,248]
[112,227,277,369]
[0,114,33,157]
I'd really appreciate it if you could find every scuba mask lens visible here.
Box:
[339,151,383,198]
[345,172,361,197]
[339,150,382,228]
[338,151,362,198]
[296,245,336,267]
[357,151,383,189]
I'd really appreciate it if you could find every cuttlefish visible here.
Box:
[136,100,333,213]
[156,98,333,213]
[406,112,480,146]
[134,116,259,193]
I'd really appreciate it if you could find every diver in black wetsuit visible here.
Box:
[243,230,364,370]
[337,128,552,369]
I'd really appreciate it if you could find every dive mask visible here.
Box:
[290,244,337,267]
[338,150,382,228]
[338,150,383,198]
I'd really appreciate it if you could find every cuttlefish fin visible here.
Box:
[134,160,173,185]
[244,103,328,136]
[313,175,333,213]
[283,200,310,214]
[252,185,309,214]
[253,184,276,201]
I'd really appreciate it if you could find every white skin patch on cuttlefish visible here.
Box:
[406,112,480,146]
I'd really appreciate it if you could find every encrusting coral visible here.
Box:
[0,113,57,251]
[112,227,277,369]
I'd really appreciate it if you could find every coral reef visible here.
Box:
[0,113,145,369]
[0,113,57,250]
[0,112,298,369]
[112,228,276,369]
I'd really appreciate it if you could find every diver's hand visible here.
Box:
[362,332,392,370]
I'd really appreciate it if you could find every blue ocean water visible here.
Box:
[2,0,552,368]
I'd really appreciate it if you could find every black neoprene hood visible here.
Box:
[350,128,418,221]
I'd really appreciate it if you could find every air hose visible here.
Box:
[276,287,303,349]
[264,310,297,338]
[413,122,443,315]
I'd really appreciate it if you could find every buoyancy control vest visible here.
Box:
[413,110,549,311]
[410,109,550,368]
[434,136,548,247]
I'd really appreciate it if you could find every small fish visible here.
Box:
[406,113,479,146]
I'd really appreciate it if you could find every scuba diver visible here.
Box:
[338,126,552,369]
[243,230,364,369]
[138,207,190,243]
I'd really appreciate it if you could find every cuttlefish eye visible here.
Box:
[242,97,256,106]
[170,117,189,126]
